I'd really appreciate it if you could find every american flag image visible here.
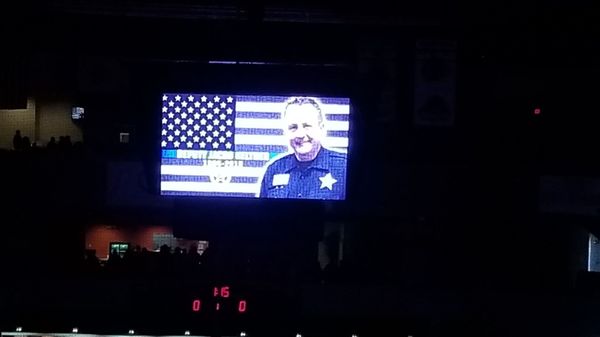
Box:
[160,94,350,198]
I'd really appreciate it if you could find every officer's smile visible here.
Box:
[292,138,312,149]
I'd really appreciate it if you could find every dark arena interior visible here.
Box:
[2,1,600,336]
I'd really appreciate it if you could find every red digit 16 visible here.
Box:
[214,286,230,298]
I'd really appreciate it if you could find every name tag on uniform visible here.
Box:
[272,174,290,187]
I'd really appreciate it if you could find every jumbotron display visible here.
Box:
[160,93,350,200]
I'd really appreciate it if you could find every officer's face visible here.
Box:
[284,104,324,159]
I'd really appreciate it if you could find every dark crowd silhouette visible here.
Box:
[12,129,82,153]
[81,243,342,285]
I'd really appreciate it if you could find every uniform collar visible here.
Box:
[284,147,330,173]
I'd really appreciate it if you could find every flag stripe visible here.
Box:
[325,114,350,121]
[161,181,259,193]
[162,190,257,198]
[234,134,287,146]
[235,111,350,122]
[235,118,349,131]
[162,158,204,165]
[236,111,281,119]
[235,134,348,148]
[232,176,259,184]
[236,101,349,115]
[161,165,266,177]
[236,95,349,105]
[161,175,259,184]
[327,130,349,138]
[239,128,349,138]
[243,160,270,167]
[234,144,290,153]
[163,175,210,182]
[236,95,285,103]
[319,97,350,105]
[330,147,348,153]
[236,128,284,136]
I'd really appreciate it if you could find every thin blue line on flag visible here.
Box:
[162,150,177,158]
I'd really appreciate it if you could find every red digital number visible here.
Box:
[213,286,230,298]
[192,299,201,312]
[238,300,247,313]
[216,302,221,311]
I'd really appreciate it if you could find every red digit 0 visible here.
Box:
[192,299,201,312]
[238,300,247,313]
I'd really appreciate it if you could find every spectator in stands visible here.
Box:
[158,244,173,272]
[47,137,57,150]
[140,247,153,273]
[159,244,171,255]
[12,130,22,150]
[58,135,72,150]
[106,249,122,272]
[321,232,341,284]
[73,141,84,155]
[122,246,135,266]
[200,244,215,275]
[83,249,100,273]
[173,247,185,273]
[187,244,201,265]
[21,136,31,150]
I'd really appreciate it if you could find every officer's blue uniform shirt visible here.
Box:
[259,147,347,200]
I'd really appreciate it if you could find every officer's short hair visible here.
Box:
[283,96,325,127]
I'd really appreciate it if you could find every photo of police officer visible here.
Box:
[259,97,347,200]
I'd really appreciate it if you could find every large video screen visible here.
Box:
[160,94,350,200]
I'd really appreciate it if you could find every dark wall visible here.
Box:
[2,0,600,297]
